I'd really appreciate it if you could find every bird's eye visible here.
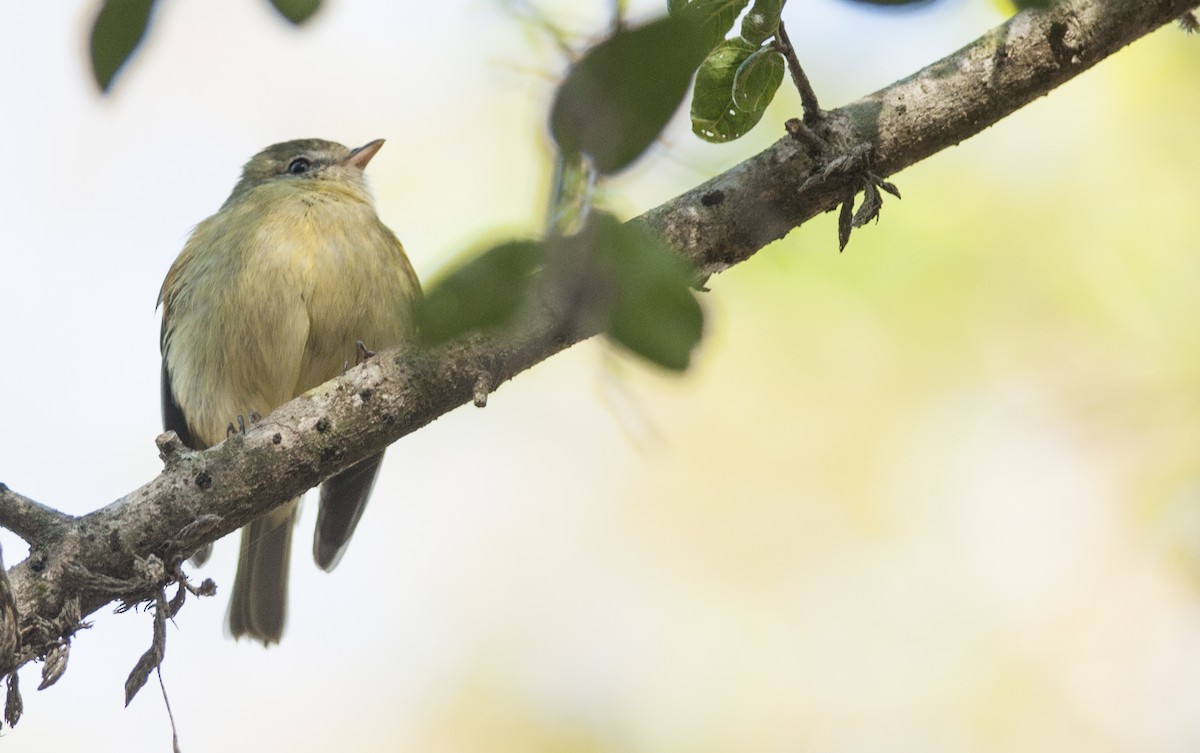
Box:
[286,157,311,175]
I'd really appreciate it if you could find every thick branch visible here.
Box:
[0,0,1192,682]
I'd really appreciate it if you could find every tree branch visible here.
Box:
[639,0,1198,275]
[0,0,1192,688]
[0,485,72,546]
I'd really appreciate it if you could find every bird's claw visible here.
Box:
[225,412,262,438]
[355,341,375,365]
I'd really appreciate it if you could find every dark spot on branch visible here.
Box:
[993,42,1009,69]
[315,417,330,433]
[29,555,46,573]
[382,414,395,425]
[1047,21,1077,65]
[700,190,725,207]
[359,389,373,403]
[194,471,212,490]
[272,433,282,445]
[109,529,121,552]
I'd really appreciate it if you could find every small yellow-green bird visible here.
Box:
[158,138,421,645]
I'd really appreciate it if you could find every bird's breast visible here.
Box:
[250,192,418,394]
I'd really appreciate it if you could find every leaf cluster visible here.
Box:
[419,11,721,372]
[418,213,703,372]
[675,0,789,143]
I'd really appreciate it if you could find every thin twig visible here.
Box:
[611,0,626,32]
[157,665,182,753]
[774,19,822,122]
[784,117,829,154]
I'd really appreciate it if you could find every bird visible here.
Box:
[158,138,421,645]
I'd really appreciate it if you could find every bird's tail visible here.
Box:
[228,500,298,646]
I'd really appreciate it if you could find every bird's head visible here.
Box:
[223,138,385,208]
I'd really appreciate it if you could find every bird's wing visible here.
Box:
[160,361,200,451]
[161,309,210,565]
[158,243,203,451]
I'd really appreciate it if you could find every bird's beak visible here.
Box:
[345,139,385,169]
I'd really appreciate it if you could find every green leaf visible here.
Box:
[732,46,784,114]
[691,38,777,143]
[562,213,703,371]
[268,0,323,24]
[550,15,708,175]
[738,0,785,44]
[606,225,704,372]
[667,0,690,14]
[416,240,543,346]
[676,0,752,50]
[89,0,156,94]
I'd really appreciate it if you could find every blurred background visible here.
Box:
[2,1,1199,751]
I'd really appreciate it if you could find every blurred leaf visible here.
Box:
[268,0,323,24]
[550,15,708,174]
[89,0,156,94]
[732,47,784,113]
[739,0,785,44]
[565,213,703,371]
[675,0,752,50]
[605,222,704,372]
[667,0,689,14]
[692,37,775,143]
[416,241,543,346]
